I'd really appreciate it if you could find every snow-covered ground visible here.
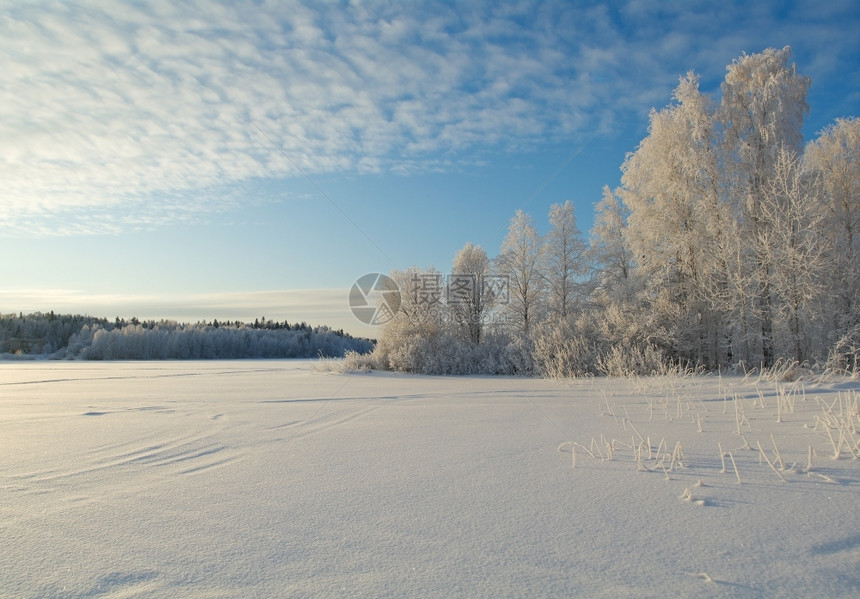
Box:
[1,360,858,598]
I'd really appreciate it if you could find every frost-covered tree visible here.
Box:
[496,210,544,336]
[720,46,811,366]
[804,117,860,338]
[619,72,731,366]
[360,265,528,375]
[544,201,588,321]
[589,186,634,303]
[757,147,829,361]
[372,266,447,367]
[451,242,493,344]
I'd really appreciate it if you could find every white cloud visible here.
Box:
[1,0,856,235]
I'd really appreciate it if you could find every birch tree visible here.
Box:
[758,147,829,361]
[719,46,811,366]
[620,72,728,364]
[589,186,634,303]
[451,242,492,344]
[544,201,588,321]
[803,117,860,337]
[497,210,544,336]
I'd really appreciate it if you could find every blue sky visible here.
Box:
[2,0,858,337]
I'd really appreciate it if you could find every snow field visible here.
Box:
[0,361,858,597]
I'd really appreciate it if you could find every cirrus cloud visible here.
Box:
[1,0,857,235]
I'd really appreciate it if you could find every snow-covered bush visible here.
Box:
[826,324,860,376]
[532,321,598,378]
[595,343,666,377]
[374,332,524,376]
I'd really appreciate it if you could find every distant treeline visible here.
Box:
[0,312,374,360]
